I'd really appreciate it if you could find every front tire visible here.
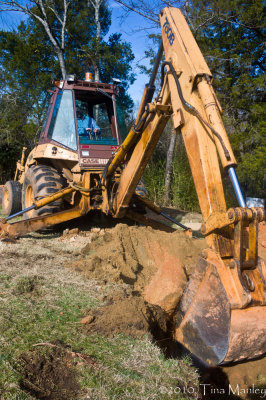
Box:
[2,180,22,216]
[131,178,148,214]
[22,165,65,219]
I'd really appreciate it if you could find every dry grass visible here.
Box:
[0,228,199,400]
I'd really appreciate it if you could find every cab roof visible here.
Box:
[54,79,118,96]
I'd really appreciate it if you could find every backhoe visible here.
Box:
[1,7,265,366]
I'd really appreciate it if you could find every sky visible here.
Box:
[107,1,160,107]
[0,2,161,108]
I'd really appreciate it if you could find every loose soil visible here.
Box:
[68,223,206,292]
[68,223,206,344]
[82,289,171,343]
[68,222,266,398]
[1,213,266,399]
[18,345,81,400]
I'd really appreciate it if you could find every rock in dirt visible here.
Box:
[81,314,95,324]
[68,223,206,315]
[63,227,79,236]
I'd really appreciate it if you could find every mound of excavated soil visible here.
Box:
[83,291,171,341]
[68,224,206,315]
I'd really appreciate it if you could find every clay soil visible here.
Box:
[68,223,206,290]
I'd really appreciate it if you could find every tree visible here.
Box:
[0,93,34,182]
[188,0,265,198]
[138,33,183,206]
[0,21,55,181]
[0,21,58,114]
[115,0,266,204]
[0,0,72,78]
[86,0,106,82]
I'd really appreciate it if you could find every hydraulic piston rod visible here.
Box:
[228,167,246,208]
[6,205,35,221]
[4,187,75,222]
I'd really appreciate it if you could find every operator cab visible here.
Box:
[39,77,127,167]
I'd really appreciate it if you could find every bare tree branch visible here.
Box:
[0,0,69,78]
[114,0,160,24]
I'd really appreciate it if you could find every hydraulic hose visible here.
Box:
[161,61,231,161]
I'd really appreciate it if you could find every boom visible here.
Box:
[0,7,265,366]
[104,8,266,365]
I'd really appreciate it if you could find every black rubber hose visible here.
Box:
[161,61,231,160]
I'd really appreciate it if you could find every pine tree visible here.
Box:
[189,0,266,199]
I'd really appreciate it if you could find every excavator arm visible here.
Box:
[105,8,266,365]
[0,7,265,366]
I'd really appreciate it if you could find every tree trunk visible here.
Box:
[88,0,102,82]
[33,1,68,79]
[163,131,177,205]
[94,65,100,82]
[56,48,67,79]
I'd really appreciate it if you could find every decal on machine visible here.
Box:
[82,158,109,164]
[163,17,175,46]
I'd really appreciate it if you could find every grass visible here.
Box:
[0,234,199,400]
[0,205,23,222]
[143,147,200,212]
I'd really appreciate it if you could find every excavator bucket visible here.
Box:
[175,251,266,365]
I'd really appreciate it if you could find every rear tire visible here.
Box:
[22,165,65,219]
[135,178,148,198]
[2,180,22,216]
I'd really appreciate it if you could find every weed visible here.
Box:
[143,147,200,212]
[0,230,199,400]
[13,276,43,295]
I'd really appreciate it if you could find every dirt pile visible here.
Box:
[68,223,206,315]
[82,290,171,341]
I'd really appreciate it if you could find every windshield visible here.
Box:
[75,97,118,146]
[47,90,77,150]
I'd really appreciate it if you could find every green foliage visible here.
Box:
[144,157,166,204]
[171,150,200,212]
[144,139,200,211]
[76,29,135,115]
[143,0,265,209]
[0,94,38,182]
[189,0,266,199]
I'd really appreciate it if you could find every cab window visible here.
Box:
[76,98,118,146]
[47,90,77,150]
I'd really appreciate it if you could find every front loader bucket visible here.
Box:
[175,251,266,365]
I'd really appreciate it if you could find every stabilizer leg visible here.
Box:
[0,207,83,239]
